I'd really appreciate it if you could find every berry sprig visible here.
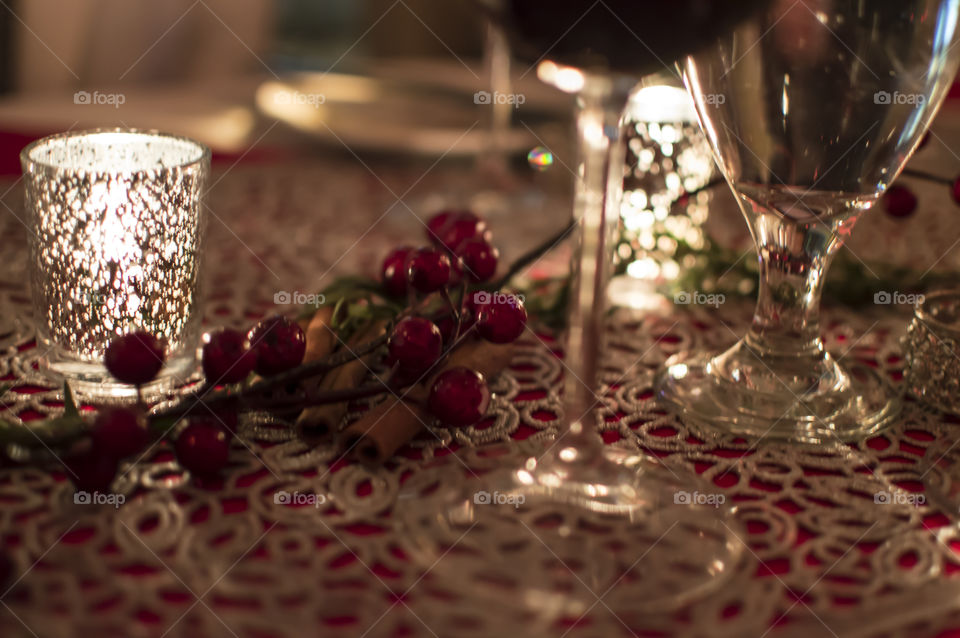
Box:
[376,209,528,418]
[0,210,576,487]
[888,167,960,218]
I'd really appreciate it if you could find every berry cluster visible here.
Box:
[175,315,307,476]
[68,405,146,492]
[383,210,498,298]
[78,315,309,489]
[64,208,532,490]
[205,316,306,382]
[67,332,165,491]
[381,209,526,426]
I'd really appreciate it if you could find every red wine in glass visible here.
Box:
[486,0,772,74]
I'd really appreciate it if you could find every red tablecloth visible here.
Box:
[1,121,960,637]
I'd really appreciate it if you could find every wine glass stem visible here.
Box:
[561,83,631,449]
[742,207,844,357]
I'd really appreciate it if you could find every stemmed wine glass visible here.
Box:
[400,0,772,615]
[657,0,960,443]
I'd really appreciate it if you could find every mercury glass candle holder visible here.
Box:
[20,129,210,398]
[609,77,716,310]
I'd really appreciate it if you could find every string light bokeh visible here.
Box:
[611,82,717,308]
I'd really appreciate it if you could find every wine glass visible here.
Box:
[399,0,773,616]
[657,0,960,443]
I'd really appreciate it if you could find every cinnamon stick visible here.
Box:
[338,340,515,467]
[295,320,386,440]
[302,307,336,364]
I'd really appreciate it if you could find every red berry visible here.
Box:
[428,367,491,427]
[883,184,917,218]
[476,295,527,344]
[952,175,960,205]
[381,246,414,297]
[388,317,443,375]
[249,316,306,376]
[456,238,499,282]
[104,332,165,385]
[175,421,230,476]
[407,247,451,294]
[91,407,147,460]
[427,210,488,252]
[203,329,256,384]
[426,209,459,240]
[67,450,118,493]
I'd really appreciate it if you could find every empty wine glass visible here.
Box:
[400,0,773,616]
[657,0,960,442]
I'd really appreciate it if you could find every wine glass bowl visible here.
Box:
[657,0,960,442]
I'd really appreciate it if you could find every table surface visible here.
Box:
[2,147,960,638]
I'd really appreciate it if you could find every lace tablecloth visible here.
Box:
[2,158,960,638]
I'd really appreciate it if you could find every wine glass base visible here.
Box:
[506,441,691,515]
[655,349,900,444]
[399,443,747,621]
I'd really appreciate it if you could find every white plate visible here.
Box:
[255,59,567,157]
